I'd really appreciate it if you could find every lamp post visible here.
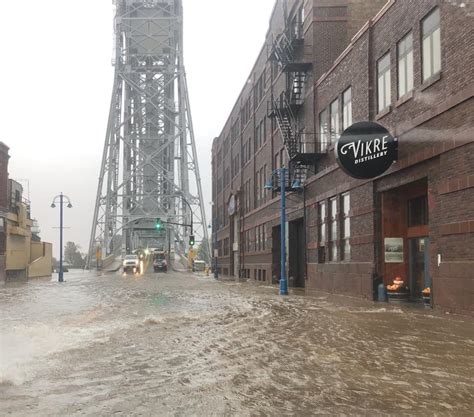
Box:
[265,167,302,296]
[280,168,289,295]
[51,193,73,282]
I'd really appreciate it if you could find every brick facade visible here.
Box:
[0,142,10,281]
[211,0,473,314]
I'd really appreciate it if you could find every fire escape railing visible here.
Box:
[270,17,327,180]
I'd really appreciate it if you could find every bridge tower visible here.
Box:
[88,0,209,267]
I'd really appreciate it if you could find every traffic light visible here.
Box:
[189,235,195,247]
[155,218,163,230]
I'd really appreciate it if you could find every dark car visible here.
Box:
[153,254,167,272]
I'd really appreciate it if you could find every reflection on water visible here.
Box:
[1,270,473,416]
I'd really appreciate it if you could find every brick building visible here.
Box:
[211,0,473,313]
[0,142,10,281]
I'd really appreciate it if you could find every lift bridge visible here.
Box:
[88,0,210,268]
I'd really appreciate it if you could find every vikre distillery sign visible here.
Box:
[335,121,398,179]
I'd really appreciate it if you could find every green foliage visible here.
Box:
[64,241,85,268]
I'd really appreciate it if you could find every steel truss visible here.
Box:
[88,0,209,266]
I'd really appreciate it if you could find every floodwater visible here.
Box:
[0,270,473,416]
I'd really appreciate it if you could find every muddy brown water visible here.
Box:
[1,270,473,416]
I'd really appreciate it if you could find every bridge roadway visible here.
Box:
[1,269,473,416]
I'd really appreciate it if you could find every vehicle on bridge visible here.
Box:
[123,254,139,274]
[153,251,167,273]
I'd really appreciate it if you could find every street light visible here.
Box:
[51,193,73,283]
[264,167,303,296]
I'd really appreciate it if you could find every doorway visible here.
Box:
[272,225,281,284]
[289,218,305,288]
[408,237,431,299]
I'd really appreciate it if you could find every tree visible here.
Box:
[197,236,210,264]
[64,242,85,268]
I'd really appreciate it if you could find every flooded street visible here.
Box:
[1,270,473,416]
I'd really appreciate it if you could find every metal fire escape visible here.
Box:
[88,0,210,267]
[269,3,325,186]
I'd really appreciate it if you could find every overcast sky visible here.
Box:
[0,0,276,257]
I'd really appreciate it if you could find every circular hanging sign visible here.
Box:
[228,194,236,216]
[335,121,398,179]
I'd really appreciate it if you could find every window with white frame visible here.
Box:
[342,87,352,130]
[318,201,326,264]
[319,109,329,152]
[398,32,414,97]
[377,53,391,112]
[422,7,441,82]
[330,98,340,145]
[341,193,350,261]
[256,170,261,207]
[318,201,326,246]
[329,197,338,261]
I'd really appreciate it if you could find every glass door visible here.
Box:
[409,237,430,299]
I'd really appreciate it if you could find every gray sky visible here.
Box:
[1,0,276,257]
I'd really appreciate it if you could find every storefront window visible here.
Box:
[330,98,340,146]
[318,201,326,246]
[341,193,351,260]
[319,109,329,152]
[329,197,338,261]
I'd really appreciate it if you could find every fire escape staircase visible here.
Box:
[269,24,325,188]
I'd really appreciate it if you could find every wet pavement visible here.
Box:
[0,269,473,416]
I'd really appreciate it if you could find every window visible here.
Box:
[254,118,266,151]
[329,197,338,261]
[422,8,441,82]
[318,201,326,263]
[232,153,240,178]
[271,59,280,79]
[244,180,252,213]
[223,238,229,256]
[241,98,252,129]
[262,164,267,203]
[319,109,329,152]
[244,230,251,252]
[408,195,428,226]
[243,138,252,164]
[231,120,240,144]
[256,165,266,206]
[341,193,351,261]
[377,53,391,112]
[398,32,414,98]
[330,98,340,145]
[247,137,252,162]
[318,202,326,246]
[342,87,352,131]
[254,224,266,251]
[254,72,266,107]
